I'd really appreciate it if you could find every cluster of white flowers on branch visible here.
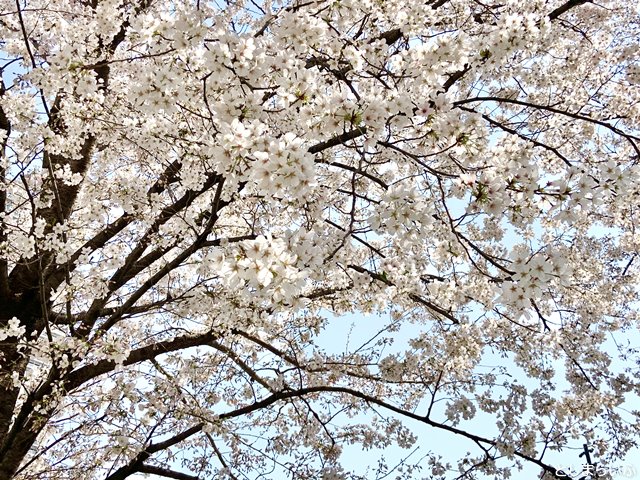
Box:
[1,0,640,478]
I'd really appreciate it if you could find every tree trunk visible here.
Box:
[0,295,47,478]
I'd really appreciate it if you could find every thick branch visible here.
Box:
[138,465,200,480]
[548,0,591,20]
[308,127,367,154]
[0,80,10,301]
[104,424,203,480]
[92,179,229,334]
[214,386,570,479]
[75,173,222,337]
[65,330,218,391]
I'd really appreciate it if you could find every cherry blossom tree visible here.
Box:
[1,0,640,478]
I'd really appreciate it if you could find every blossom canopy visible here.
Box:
[0,0,640,479]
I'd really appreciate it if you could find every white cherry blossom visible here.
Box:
[1,0,639,479]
